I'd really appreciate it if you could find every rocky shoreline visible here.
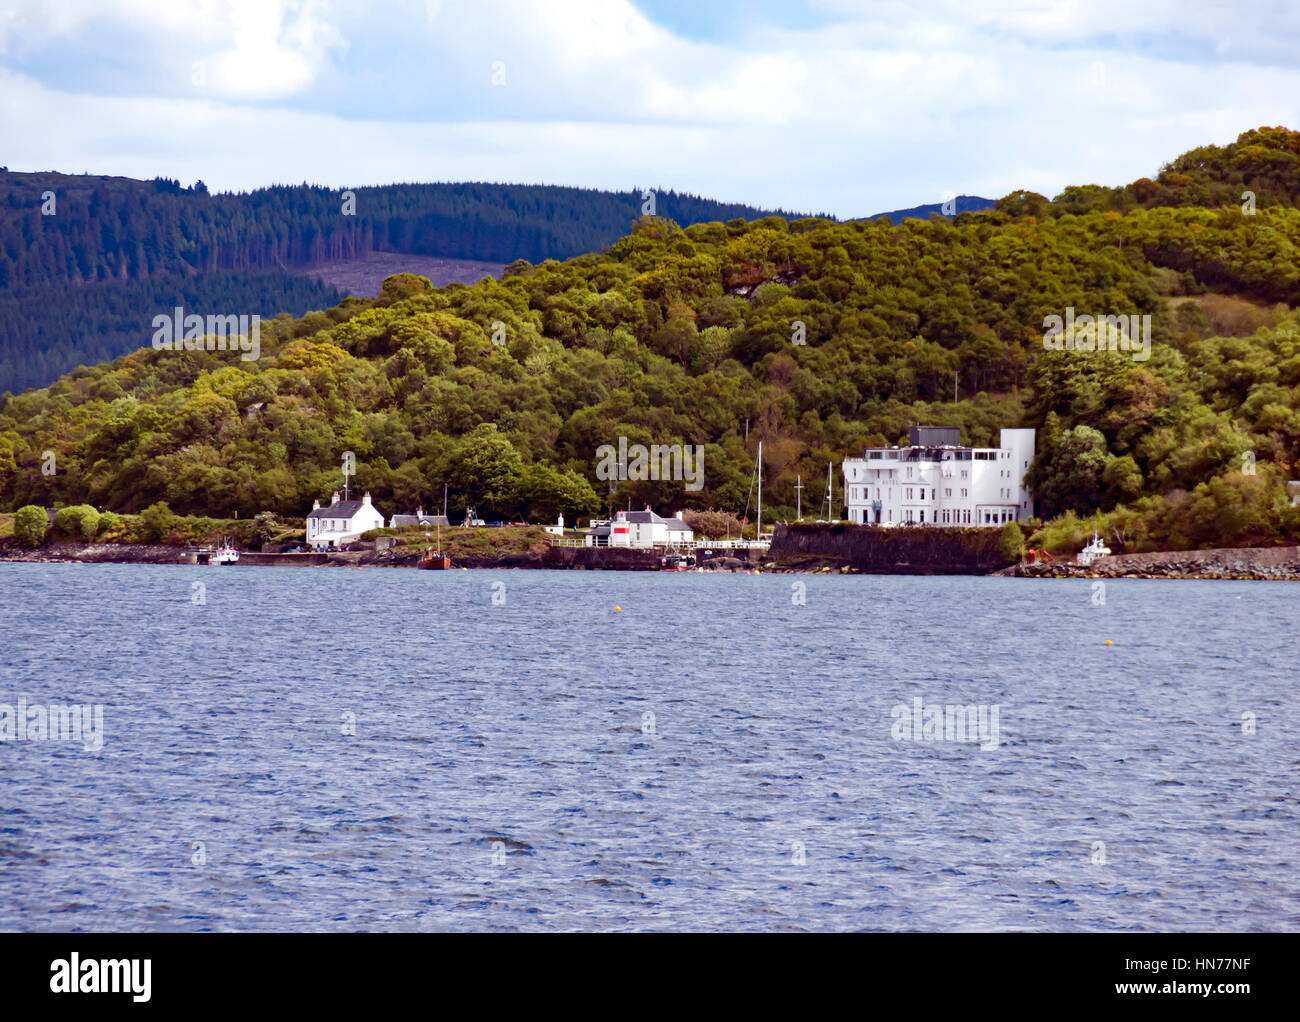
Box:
[997,544,1300,581]
[3,539,1298,579]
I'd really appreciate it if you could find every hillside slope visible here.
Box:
[0,174,813,393]
[3,128,1299,553]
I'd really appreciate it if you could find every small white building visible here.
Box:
[306,491,386,550]
[842,426,1035,527]
[585,508,694,548]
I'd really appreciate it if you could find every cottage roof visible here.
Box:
[391,513,451,527]
[308,500,366,520]
[621,509,691,531]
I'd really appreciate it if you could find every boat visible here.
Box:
[657,553,697,571]
[418,519,451,569]
[179,537,239,565]
[418,548,451,570]
[1076,531,1112,566]
[210,539,239,565]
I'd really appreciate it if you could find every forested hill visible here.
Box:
[4,127,1300,554]
[0,174,811,393]
[0,174,810,286]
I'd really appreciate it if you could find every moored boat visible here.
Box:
[1076,531,1112,566]
[418,547,451,569]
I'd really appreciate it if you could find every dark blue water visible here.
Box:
[0,563,1295,931]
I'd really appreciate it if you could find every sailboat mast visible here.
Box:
[756,441,762,541]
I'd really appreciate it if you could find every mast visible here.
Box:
[794,475,802,521]
[756,441,762,542]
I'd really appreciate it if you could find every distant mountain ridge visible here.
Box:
[865,195,996,223]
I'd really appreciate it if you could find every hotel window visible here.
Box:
[961,488,967,497]
[945,488,951,497]
[920,510,925,522]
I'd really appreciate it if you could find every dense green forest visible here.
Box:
[0,272,340,394]
[0,172,808,392]
[3,128,1299,554]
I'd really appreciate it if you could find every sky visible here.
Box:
[0,0,1297,218]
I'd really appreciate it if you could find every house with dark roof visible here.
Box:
[584,507,693,548]
[306,491,386,550]
[388,507,451,529]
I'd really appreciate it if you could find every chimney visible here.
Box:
[416,506,423,518]
[557,514,564,528]
[312,499,320,511]
[330,491,339,504]
[676,511,684,520]
[362,492,372,505]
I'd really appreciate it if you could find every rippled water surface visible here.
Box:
[1,563,1296,931]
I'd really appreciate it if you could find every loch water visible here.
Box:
[0,563,1295,931]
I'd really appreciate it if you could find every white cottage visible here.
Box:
[585,508,694,548]
[306,491,387,550]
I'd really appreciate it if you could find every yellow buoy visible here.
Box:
[1104,640,1113,645]
[614,605,621,611]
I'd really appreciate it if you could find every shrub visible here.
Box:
[54,504,100,540]
[250,511,278,548]
[14,505,48,547]
[96,511,122,538]
[139,501,177,542]
[998,520,1026,563]
[682,507,744,539]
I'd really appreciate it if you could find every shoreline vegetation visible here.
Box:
[2,514,1298,579]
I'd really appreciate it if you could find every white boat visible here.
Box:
[1076,531,1111,566]
[181,537,240,565]
[210,539,239,565]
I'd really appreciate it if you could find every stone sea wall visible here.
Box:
[767,522,1009,574]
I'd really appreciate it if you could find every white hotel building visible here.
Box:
[842,426,1035,527]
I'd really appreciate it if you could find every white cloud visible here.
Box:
[0,0,1297,216]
